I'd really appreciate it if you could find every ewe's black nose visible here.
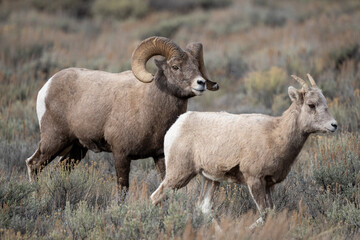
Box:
[197,79,205,85]
[331,123,337,129]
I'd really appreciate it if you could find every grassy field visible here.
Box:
[0,0,359,239]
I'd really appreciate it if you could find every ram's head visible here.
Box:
[132,36,219,97]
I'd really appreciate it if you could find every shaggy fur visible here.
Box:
[26,37,219,190]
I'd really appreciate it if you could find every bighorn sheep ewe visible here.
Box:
[151,74,337,227]
[26,36,219,190]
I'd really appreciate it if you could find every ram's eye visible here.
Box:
[308,104,315,109]
[172,65,179,70]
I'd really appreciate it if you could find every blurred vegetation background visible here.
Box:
[0,0,359,239]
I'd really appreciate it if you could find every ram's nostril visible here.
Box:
[331,123,337,129]
[197,79,205,85]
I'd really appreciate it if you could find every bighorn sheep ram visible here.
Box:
[26,36,219,190]
[151,74,337,228]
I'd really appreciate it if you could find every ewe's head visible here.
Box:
[131,36,219,98]
[288,74,337,134]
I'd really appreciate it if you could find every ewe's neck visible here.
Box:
[274,102,309,165]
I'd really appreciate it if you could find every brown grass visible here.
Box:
[0,0,359,239]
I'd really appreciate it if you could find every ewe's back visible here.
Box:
[166,111,275,144]
[164,111,276,170]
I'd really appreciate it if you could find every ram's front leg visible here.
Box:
[153,155,166,180]
[247,177,271,229]
[113,151,131,200]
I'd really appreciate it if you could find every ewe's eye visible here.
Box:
[172,65,179,70]
[308,104,315,109]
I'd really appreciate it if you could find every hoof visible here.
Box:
[25,158,36,183]
[249,217,264,230]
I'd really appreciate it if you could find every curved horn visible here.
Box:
[307,73,317,87]
[291,75,309,90]
[131,36,185,83]
[186,42,219,91]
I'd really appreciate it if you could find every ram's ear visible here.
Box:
[288,86,300,102]
[154,57,167,70]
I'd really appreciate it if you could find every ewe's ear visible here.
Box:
[288,86,300,102]
[154,57,167,70]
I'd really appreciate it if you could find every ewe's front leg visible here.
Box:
[198,176,222,233]
[198,176,220,215]
[247,177,271,229]
[265,186,274,210]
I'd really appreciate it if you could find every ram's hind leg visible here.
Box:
[26,145,41,182]
[26,136,71,182]
[26,116,72,182]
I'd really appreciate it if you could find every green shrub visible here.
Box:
[0,101,39,142]
[140,14,207,39]
[329,90,360,132]
[64,200,101,239]
[163,194,189,237]
[38,162,114,210]
[0,179,43,234]
[312,133,360,201]
[326,197,360,229]
[141,18,183,39]
[31,0,94,18]
[0,140,36,177]
[329,43,359,70]
[264,9,287,27]
[215,183,254,219]
[103,199,163,239]
[244,66,288,109]
[198,0,232,9]
[92,0,149,20]
[149,0,231,12]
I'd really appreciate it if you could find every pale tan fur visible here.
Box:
[151,75,337,227]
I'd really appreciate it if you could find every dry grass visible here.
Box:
[0,0,359,239]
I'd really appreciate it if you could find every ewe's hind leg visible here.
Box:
[151,181,167,205]
[58,142,88,171]
[151,151,197,205]
[151,167,197,205]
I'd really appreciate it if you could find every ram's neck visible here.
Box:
[145,71,188,125]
